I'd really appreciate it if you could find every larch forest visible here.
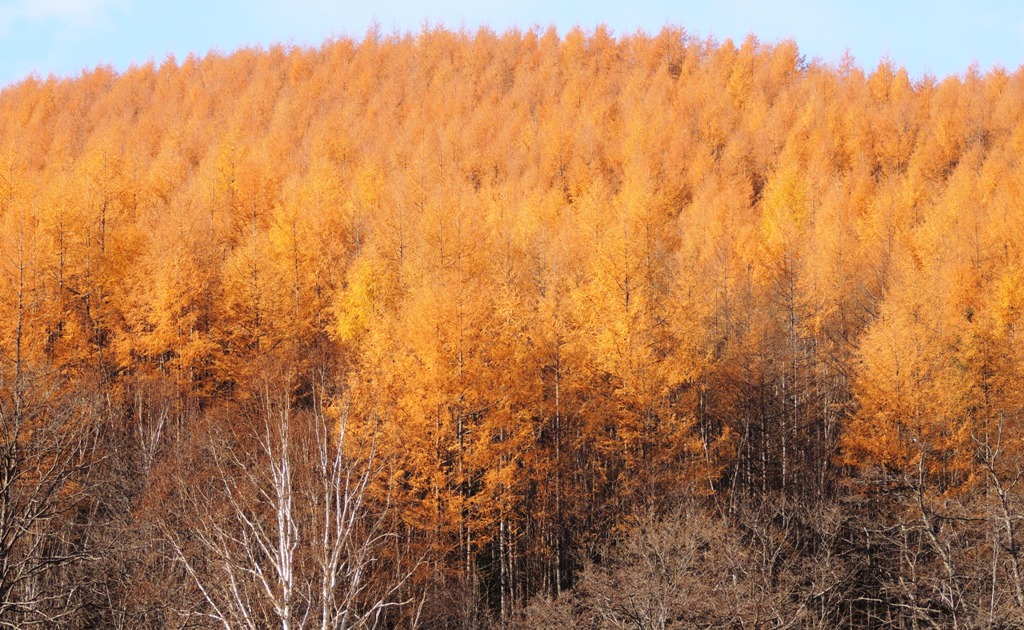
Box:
[1,25,1024,628]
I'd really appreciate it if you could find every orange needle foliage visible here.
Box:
[3,25,1024,626]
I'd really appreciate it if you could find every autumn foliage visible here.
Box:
[2,25,1024,627]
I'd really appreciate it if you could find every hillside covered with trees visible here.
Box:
[2,25,1024,627]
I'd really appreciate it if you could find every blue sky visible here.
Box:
[1,0,1023,88]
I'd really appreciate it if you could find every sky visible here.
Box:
[1,0,1024,88]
